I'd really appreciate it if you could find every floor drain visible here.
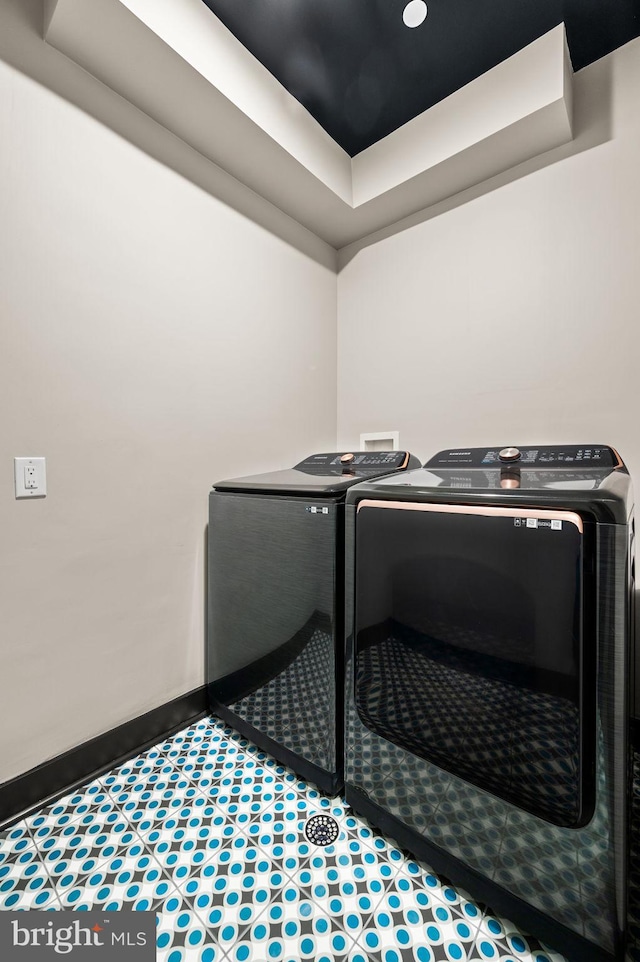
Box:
[304,814,339,847]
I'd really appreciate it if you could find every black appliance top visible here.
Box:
[213,451,420,496]
[347,445,633,523]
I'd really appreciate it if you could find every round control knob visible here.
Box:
[340,453,355,464]
[498,447,521,462]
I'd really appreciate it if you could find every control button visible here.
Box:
[340,453,355,464]
[498,447,521,462]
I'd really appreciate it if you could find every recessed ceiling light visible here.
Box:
[403,0,428,28]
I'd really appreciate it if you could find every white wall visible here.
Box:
[3,0,640,790]
[0,53,336,782]
[337,38,640,481]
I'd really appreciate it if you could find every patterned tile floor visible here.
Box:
[0,716,636,961]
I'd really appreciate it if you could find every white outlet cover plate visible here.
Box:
[14,457,47,498]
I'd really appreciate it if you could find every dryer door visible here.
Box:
[353,500,592,828]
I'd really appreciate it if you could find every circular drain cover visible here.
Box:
[304,814,339,847]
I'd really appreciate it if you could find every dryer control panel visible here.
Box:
[425,445,620,469]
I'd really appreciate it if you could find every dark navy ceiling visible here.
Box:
[201,0,640,157]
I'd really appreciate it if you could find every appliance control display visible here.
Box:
[294,452,409,475]
[426,445,618,469]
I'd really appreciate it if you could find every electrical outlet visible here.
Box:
[14,458,46,498]
[24,465,37,489]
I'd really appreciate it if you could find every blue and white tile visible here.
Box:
[0,824,37,867]
[167,752,219,792]
[204,765,282,816]
[24,793,99,837]
[342,811,393,849]
[470,913,569,961]
[102,757,176,791]
[131,791,226,837]
[35,773,106,808]
[223,892,355,962]
[218,795,271,831]
[155,728,241,766]
[59,850,172,911]
[344,826,407,877]
[207,725,262,756]
[0,846,42,889]
[164,832,262,893]
[206,768,279,813]
[241,795,321,871]
[45,816,139,876]
[467,933,568,961]
[1,717,634,962]
[104,764,188,799]
[62,780,114,810]
[0,855,60,911]
[142,742,193,770]
[203,753,263,784]
[155,890,221,962]
[184,836,289,936]
[290,835,399,933]
[355,885,478,961]
[30,797,117,841]
[110,779,203,826]
[397,859,482,925]
[35,821,127,885]
[145,824,230,880]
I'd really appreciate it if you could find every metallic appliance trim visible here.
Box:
[611,447,625,469]
[356,499,584,534]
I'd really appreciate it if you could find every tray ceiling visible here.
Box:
[201,0,640,156]
[44,1,575,248]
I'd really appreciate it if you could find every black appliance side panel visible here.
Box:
[597,521,631,952]
[207,492,340,775]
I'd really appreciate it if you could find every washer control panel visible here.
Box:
[426,445,619,469]
[295,451,411,474]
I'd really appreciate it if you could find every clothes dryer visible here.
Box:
[344,444,633,961]
[207,450,419,795]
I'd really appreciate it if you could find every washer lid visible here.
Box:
[213,451,419,496]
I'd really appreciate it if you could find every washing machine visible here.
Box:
[207,450,419,795]
[344,444,634,961]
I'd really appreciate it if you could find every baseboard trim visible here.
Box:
[0,687,207,830]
